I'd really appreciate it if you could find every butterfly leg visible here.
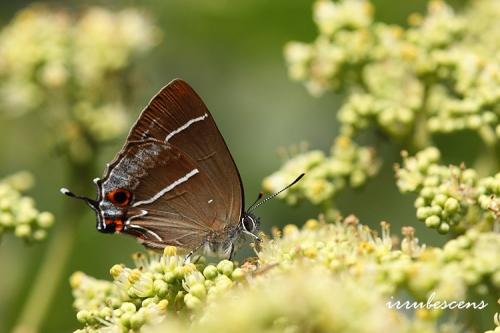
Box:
[184,250,195,264]
[192,255,203,264]
[243,230,262,243]
[184,241,205,264]
[242,230,262,253]
[228,243,235,261]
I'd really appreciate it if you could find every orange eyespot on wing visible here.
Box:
[106,188,132,207]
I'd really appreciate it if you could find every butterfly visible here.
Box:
[61,79,303,259]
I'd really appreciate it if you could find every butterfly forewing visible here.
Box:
[98,79,244,249]
[125,79,243,224]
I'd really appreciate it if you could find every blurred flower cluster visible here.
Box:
[148,269,433,333]
[263,136,379,213]
[0,4,160,163]
[72,217,499,332]
[284,0,500,145]
[0,171,54,242]
[396,147,499,234]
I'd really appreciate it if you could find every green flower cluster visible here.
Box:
[262,218,499,303]
[284,0,375,95]
[0,5,160,163]
[149,268,437,333]
[72,219,499,332]
[421,1,500,144]
[0,172,54,242]
[338,71,422,138]
[284,0,424,139]
[71,246,248,333]
[396,147,498,233]
[263,136,379,209]
[284,0,500,145]
[478,173,500,219]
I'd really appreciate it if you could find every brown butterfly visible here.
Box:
[61,79,303,259]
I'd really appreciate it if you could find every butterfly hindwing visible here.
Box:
[99,139,228,248]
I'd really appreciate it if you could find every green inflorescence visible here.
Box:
[396,147,499,234]
[71,219,500,332]
[0,4,160,163]
[257,2,500,331]
[71,246,249,333]
[0,172,54,242]
[263,136,380,214]
[284,0,500,144]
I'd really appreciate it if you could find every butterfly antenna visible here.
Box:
[60,188,99,210]
[247,192,264,212]
[248,173,305,213]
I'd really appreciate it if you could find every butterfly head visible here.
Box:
[60,184,132,234]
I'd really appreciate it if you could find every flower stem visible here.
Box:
[12,159,96,333]
[411,82,432,151]
[12,221,77,333]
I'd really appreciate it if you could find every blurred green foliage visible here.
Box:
[0,0,485,332]
[0,171,54,242]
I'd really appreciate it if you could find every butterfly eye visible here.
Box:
[243,216,255,232]
[107,189,131,207]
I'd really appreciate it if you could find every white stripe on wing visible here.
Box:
[165,113,208,142]
[132,169,199,207]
